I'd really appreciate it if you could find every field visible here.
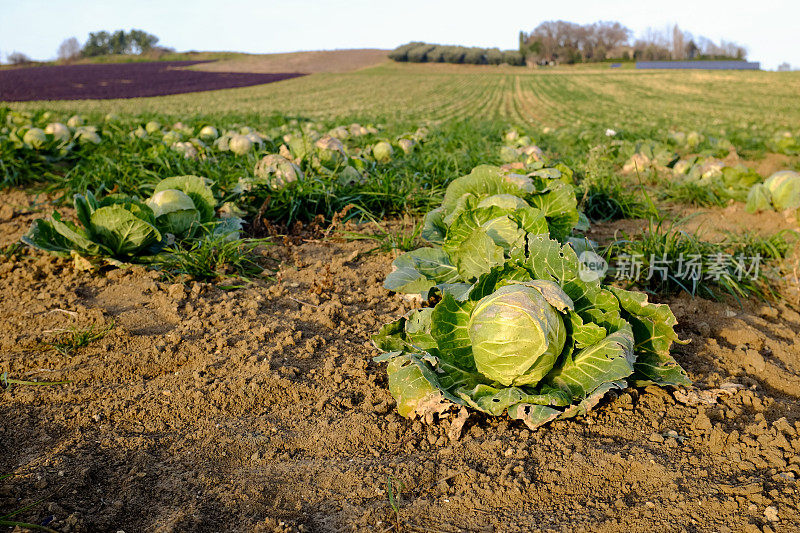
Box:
[2,59,800,533]
[0,61,304,101]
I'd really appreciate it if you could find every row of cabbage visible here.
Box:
[373,163,690,430]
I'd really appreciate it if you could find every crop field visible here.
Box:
[0,61,304,101]
[1,60,800,532]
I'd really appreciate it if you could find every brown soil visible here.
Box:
[192,50,389,74]
[1,192,800,533]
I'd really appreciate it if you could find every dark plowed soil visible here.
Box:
[1,191,799,532]
[0,62,304,101]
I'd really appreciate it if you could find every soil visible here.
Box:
[1,191,799,533]
[0,62,304,101]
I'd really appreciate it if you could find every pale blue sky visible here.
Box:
[1,0,796,69]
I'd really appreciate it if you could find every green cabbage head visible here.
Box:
[372,141,394,163]
[469,283,568,386]
[23,128,47,149]
[764,170,800,211]
[146,189,199,237]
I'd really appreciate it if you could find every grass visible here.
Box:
[339,212,422,254]
[155,234,271,283]
[45,321,114,356]
[604,218,796,300]
[0,474,58,533]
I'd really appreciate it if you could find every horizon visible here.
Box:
[1,0,796,70]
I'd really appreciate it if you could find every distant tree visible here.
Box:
[672,24,685,60]
[81,29,160,57]
[7,51,31,64]
[485,48,504,65]
[442,46,466,63]
[462,47,487,64]
[388,42,424,62]
[502,50,524,66]
[128,29,159,53]
[685,39,699,59]
[406,44,435,62]
[57,37,81,61]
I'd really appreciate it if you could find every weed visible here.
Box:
[385,475,403,531]
[156,234,271,282]
[604,218,793,300]
[45,321,114,357]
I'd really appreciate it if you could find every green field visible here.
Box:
[9,63,800,130]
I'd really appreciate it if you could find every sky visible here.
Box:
[1,0,796,70]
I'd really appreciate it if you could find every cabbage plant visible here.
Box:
[229,134,253,155]
[374,234,690,429]
[384,165,580,295]
[22,191,162,259]
[146,189,200,237]
[372,141,393,163]
[252,154,303,189]
[764,170,800,211]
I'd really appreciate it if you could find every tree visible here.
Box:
[129,29,159,53]
[57,37,81,61]
[672,24,685,60]
[7,51,31,64]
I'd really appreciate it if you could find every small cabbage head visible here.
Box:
[254,154,303,189]
[468,284,568,387]
[229,134,253,155]
[397,138,415,154]
[23,128,47,149]
[329,126,349,139]
[145,189,199,237]
[44,122,70,142]
[66,115,85,128]
[162,130,182,145]
[199,125,218,141]
[315,135,346,166]
[132,126,147,139]
[172,142,198,160]
[74,126,101,144]
[499,145,520,163]
[520,145,544,163]
[764,170,800,211]
[145,121,162,134]
[104,113,119,122]
[372,141,393,163]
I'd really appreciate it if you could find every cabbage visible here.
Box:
[74,126,101,144]
[397,138,415,154]
[23,128,47,149]
[469,284,567,386]
[372,141,393,163]
[145,121,162,134]
[229,134,253,155]
[745,184,772,213]
[253,154,303,189]
[198,126,218,141]
[66,115,85,128]
[763,170,800,211]
[145,189,200,237]
[44,122,70,142]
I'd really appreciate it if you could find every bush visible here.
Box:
[442,46,466,63]
[407,44,436,63]
[503,50,525,66]
[388,42,424,62]
[463,47,487,64]
[486,48,504,65]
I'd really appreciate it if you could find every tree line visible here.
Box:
[389,43,524,66]
[5,29,162,65]
[388,21,749,68]
[520,21,747,65]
